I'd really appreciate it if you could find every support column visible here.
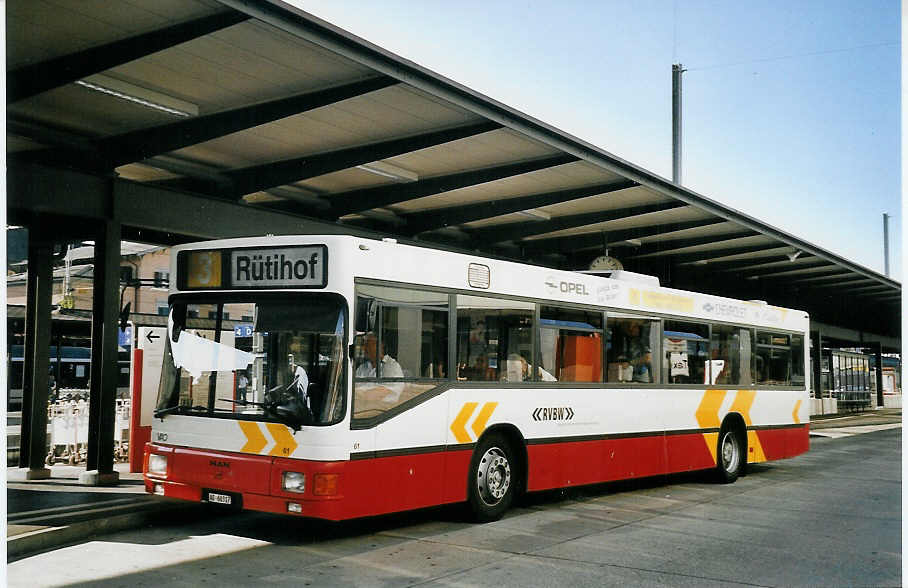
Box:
[12,239,53,479]
[873,341,884,408]
[811,330,823,415]
[81,218,121,486]
[17,243,38,468]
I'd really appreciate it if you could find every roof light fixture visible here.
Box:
[74,74,198,118]
[356,161,418,183]
[516,208,551,221]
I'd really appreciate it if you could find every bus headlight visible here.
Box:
[282,471,306,493]
[148,454,168,476]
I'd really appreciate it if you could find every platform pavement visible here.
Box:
[5,408,902,562]
[6,462,200,562]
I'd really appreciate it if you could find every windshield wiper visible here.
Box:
[154,404,184,418]
[218,398,267,408]
[154,404,210,418]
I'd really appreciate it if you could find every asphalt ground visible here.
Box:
[5,408,902,564]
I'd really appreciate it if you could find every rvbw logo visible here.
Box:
[532,406,575,421]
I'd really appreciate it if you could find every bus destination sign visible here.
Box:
[181,245,327,290]
[232,246,327,288]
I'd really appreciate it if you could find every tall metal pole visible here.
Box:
[882,213,890,276]
[672,64,685,185]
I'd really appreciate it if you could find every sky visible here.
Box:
[294,0,901,281]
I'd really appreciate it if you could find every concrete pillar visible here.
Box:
[17,243,38,468]
[811,330,823,415]
[873,342,884,408]
[13,239,53,479]
[81,219,121,486]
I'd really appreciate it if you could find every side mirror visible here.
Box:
[354,298,377,333]
[119,301,131,331]
[170,305,186,343]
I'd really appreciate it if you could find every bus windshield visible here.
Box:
[155,295,346,427]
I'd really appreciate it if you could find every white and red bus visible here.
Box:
[144,235,810,522]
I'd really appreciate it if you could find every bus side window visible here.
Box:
[352,286,449,421]
[709,325,753,386]
[606,316,659,384]
[755,331,792,386]
[455,295,534,383]
[539,306,603,382]
[663,320,709,385]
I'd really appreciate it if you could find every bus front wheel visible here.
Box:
[716,425,745,483]
[467,432,515,522]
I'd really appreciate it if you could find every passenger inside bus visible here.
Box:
[607,319,654,383]
[508,353,558,382]
[354,333,404,402]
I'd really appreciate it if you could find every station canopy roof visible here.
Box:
[6,0,900,339]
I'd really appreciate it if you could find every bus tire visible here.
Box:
[467,432,516,522]
[716,424,744,484]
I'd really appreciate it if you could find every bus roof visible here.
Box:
[170,235,810,333]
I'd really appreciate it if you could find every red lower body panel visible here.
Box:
[144,443,472,521]
[755,425,811,461]
[144,424,809,520]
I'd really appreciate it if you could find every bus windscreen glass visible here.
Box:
[155,295,346,427]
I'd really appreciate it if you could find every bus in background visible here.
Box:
[144,235,809,522]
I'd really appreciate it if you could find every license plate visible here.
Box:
[207,492,232,505]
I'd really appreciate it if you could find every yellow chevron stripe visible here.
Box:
[729,389,767,464]
[697,390,727,464]
[696,389,727,429]
[450,402,478,444]
[238,421,267,454]
[471,402,498,439]
[728,389,756,425]
[267,423,298,457]
[747,430,767,463]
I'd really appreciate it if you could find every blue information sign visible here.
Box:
[118,325,133,347]
[234,324,253,338]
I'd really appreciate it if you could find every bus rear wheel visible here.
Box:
[716,426,744,483]
[467,433,516,522]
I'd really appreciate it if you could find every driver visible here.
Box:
[290,361,310,412]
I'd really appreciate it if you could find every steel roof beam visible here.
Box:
[98,77,400,169]
[748,266,849,283]
[711,256,827,275]
[471,201,688,245]
[628,232,764,260]
[519,219,737,255]
[640,244,787,265]
[399,179,638,236]
[786,272,867,285]
[27,76,401,172]
[8,11,250,103]
[793,278,881,293]
[162,119,499,199]
[853,291,901,300]
[849,284,898,294]
[321,153,579,218]
[732,261,849,280]
[227,120,501,199]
